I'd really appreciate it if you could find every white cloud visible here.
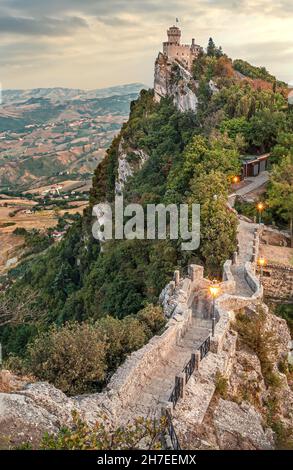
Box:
[0,0,292,88]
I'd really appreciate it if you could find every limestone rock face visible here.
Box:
[229,349,266,406]
[154,53,198,113]
[0,381,119,448]
[115,137,149,194]
[213,399,274,450]
[0,383,75,447]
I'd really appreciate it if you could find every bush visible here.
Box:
[26,322,108,395]
[233,307,280,388]
[215,371,228,398]
[40,411,166,450]
[271,420,293,450]
[98,315,147,373]
[136,304,166,339]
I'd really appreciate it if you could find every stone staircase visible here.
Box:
[117,316,210,423]
[109,217,262,436]
[231,219,258,297]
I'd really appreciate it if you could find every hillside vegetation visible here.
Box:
[1,46,292,394]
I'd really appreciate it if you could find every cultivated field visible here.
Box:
[0,197,88,274]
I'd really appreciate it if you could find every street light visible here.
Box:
[257,257,266,285]
[256,202,264,224]
[232,175,240,184]
[209,279,220,337]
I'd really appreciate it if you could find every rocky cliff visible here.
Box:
[115,137,149,194]
[154,53,198,113]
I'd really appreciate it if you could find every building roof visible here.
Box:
[241,153,270,164]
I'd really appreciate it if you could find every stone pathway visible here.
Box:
[231,219,258,297]
[228,171,269,207]
[116,214,260,424]
[117,316,211,422]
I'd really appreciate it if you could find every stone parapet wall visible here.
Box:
[261,263,293,301]
[93,268,199,414]
[212,260,263,355]
[251,224,264,264]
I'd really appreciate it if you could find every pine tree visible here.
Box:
[207,37,216,56]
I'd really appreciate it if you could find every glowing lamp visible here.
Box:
[209,280,220,298]
[257,202,264,212]
[258,257,266,267]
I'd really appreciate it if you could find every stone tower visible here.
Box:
[162,24,202,72]
[167,25,181,44]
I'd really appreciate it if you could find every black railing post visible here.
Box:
[165,410,181,451]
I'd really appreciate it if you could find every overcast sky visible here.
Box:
[0,0,292,90]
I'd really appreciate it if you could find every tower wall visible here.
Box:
[162,25,202,72]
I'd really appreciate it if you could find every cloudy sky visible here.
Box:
[0,0,292,90]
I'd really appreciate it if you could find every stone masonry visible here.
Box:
[260,263,293,301]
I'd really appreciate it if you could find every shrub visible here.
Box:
[40,411,166,450]
[215,371,228,398]
[271,420,293,450]
[233,307,280,388]
[26,322,108,395]
[136,304,166,339]
[98,315,147,373]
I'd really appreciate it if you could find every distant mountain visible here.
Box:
[0,84,146,190]
[1,84,146,105]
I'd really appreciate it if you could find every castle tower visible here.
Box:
[167,25,181,45]
[162,24,202,71]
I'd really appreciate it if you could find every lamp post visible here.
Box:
[232,175,240,185]
[257,257,266,285]
[209,280,220,337]
[257,202,264,224]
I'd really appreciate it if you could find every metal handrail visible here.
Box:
[199,335,210,360]
[182,353,196,384]
[165,410,181,450]
[169,377,181,408]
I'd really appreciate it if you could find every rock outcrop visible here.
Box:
[213,399,274,450]
[154,53,198,113]
[115,137,149,194]
[0,383,74,448]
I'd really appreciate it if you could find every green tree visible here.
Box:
[26,322,108,395]
[267,155,293,246]
[249,109,287,152]
[189,172,238,272]
[207,37,216,57]
[199,198,238,272]
[270,132,293,165]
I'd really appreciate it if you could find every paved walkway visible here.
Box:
[116,215,259,423]
[118,316,211,422]
[231,219,258,297]
[228,171,269,207]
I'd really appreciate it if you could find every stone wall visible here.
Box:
[261,263,293,301]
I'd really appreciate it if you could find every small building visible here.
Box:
[241,154,270,178]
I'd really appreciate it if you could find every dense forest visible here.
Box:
[1,44,292,395]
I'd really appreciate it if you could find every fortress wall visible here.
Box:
[105,278,194,403]
[101,225,265,413]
